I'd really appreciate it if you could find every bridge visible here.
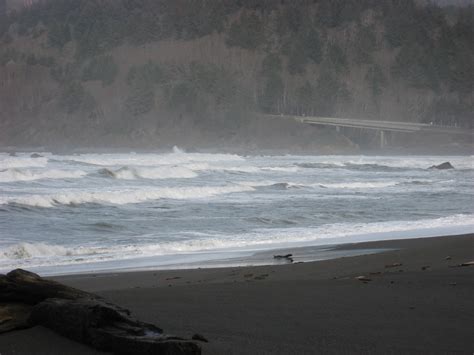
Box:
[262,114,473,148]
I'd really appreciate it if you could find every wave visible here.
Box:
[319,181,399,189]
[297,157,474,171]
[1,242,71,259]
[0,185,254,207]
[54,150,245,167]
[239,179,434,190]
[2,214,472,271]
[0,168,86,183]
[98,166,197,180]
[0,156,48,169]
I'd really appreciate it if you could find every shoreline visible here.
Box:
[7,228,473,277]
[1,234,473,354]
[49,233,473,283]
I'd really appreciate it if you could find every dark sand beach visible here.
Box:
[1,234,473,354]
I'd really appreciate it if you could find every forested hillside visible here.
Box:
[0,0,472,151]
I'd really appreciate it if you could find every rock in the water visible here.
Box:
[30,153,43,158]
[429,162,454,170]
[0,269,201,354]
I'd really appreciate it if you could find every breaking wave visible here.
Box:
[0,168,86,183]
[55,150,245,167]
[2,214,472,270]
[319,181,399,189]
[0,156,48,169]
[0,185,254,207]
[98,166,197,180]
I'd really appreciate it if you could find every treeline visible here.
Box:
[1,0,472,128]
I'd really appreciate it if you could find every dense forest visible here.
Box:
[0,0,472,151]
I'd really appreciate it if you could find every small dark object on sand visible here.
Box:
[192,334,209,343]
[451,261,474,267]
[429,162,454,170]
[274,254,294,263]
[385,263,403,268]
[421,266,430,271]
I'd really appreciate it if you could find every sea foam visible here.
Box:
[0,168,86,183]
[98,166,197,180]
[0,185,254,207]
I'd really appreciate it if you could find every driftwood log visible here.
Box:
[0,269,201,354]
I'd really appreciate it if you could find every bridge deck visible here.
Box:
[262,114,472,135]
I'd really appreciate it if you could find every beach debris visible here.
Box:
[0,269,201,354]
[192,334,209,343]
[355,276,372,282]
[273,254,294,263]
[385,263,403,268]
[450,261,474,268]
[429,162,454,170]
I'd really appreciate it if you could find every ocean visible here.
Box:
[1,148,473,275]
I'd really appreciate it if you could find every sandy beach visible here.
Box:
[1,234,473,354]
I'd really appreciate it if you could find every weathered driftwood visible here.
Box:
[0,268,91,304]
[0,269,201,354]
[0,303,33,333]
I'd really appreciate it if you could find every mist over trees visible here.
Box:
[0,0,472,149]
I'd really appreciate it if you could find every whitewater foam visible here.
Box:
[0,156,48,169]
[0,168,86,183]
[98,166,197,180]
[319,181,399,189]
[1,214,472,271]
[56,151,245,167]
[0,185,254,207]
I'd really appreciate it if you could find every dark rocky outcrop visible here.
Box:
[0,269,201,354]
[429,162,454,170]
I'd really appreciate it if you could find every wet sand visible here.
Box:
[1,234,473,354]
